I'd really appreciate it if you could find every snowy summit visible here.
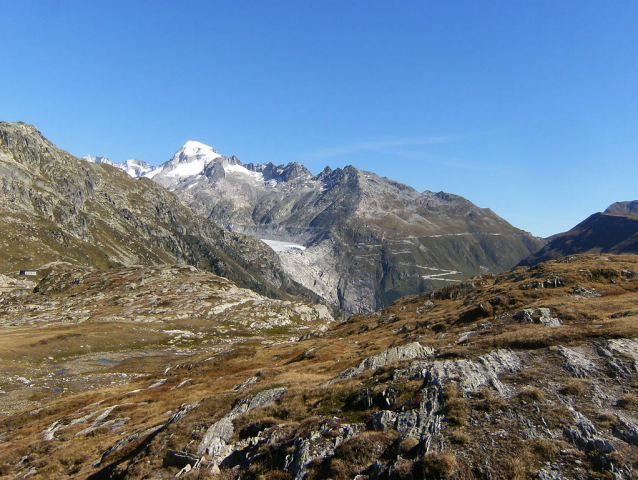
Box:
[147,141,222,179]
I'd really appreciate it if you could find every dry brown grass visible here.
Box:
[519,387,545,403]
[417,451,458,479]
[597,411,617,424]
[390,458,415,480]
[449,429,471,444]
[617,393,638,409]
[559,379,588,396]
[399,436,420,455]
[329,430,400,478]
[470,388,506,413]
[3,254,638,478]
[443,384,470,426]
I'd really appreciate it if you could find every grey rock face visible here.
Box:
[398,349,522,395]
[564,410,616,455]
[612,414,638,446]
[557,346,600,378]
[514,308,562,327]
[605,200,638,215]
[196,387,287,462]
[288,422,364,480]
[333,342,435,381]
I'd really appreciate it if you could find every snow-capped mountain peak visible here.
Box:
[83,155,117,167]
[181,140,220,160]
[121,158,154,177]
[149,141,223,180]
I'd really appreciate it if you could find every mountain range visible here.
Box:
[88,139,546,314]
[0,122,319,303]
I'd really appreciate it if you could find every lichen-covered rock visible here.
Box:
[197,387,287,461]
[514,308,562,327]
[557,346,600,378]
[334,342,435,381]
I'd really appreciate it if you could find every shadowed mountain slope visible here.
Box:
[519,206,638,267]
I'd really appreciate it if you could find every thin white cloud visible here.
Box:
[384,149,494,172]
[307,135,467,159]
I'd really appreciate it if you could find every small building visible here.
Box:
[19,270,37,276]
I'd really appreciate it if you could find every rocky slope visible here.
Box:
[2,254,638,479]
[0,122,320,302]
[0,263,333,417]
[606,201,638,216]
[519,203,638,266]
[123,141,546,314]
[83,155,155,178]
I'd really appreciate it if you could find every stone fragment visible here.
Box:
[514,308,562,327]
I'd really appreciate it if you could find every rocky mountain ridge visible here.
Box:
[83,155,155,178]
[100,139,546,314]
[519,203,638,267]
[606,201,638,216]
[0,121,319,303]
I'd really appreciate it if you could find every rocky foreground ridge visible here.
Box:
[102,139,546,314]
[0,122,319,303]
[2,254,638,479]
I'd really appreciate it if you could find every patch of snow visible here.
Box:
[261,239,306,253]
[144,166,164,178]
[181,140,221,159]
[83,155,116,167]
[225,164,265,182]
[148,140,222,179]
[122,159,154,177]
[186,175,204,189]
[164,159,209,178]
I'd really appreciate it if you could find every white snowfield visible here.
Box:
[261,239,306,253]
[224,163,265,182]
[163,158,210,178]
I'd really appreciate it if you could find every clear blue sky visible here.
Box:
[2,1,636,237]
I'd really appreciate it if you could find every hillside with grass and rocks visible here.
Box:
[0,122,320,304]
[2,254,638,479]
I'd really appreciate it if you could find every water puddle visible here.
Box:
[97,359,119,364]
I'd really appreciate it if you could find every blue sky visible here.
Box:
[1,1,636,237]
